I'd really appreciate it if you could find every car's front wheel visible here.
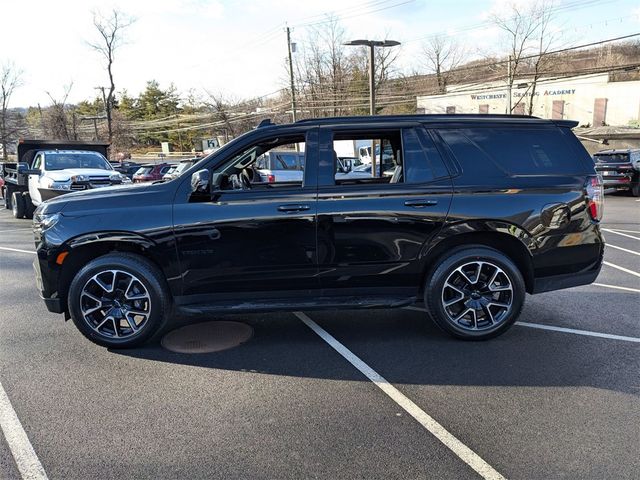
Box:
[68,253,171,348]
[424,246,525,340]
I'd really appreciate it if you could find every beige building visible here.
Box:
[416,73,640,127]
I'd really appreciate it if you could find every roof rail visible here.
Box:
[294,113,543,124]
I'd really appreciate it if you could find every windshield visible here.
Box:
[594,153,630,164]
[135,167,153,175]
[45,152,113,171]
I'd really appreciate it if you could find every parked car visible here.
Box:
[255,149,304,183]
[161,165,178,181]
[593,149,640,196]
[132,163,174,183]
[110,161,142,180]
[162,158,197,181]
[32,114,604,348]
[0,175,4,199]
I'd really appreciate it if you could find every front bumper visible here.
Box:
[33,245,65,314]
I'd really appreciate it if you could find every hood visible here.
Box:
[42,181,161,214]
[46,168,115,181]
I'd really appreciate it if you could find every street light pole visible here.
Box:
[368,44,375,115]
[343,39,400,116]
[344,39,400,177]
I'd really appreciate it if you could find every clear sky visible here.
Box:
[1,0,639,108]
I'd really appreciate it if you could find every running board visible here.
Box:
[176,295,417,316]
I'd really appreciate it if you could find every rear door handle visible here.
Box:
[404,199,438,208]
[277,204,311,213]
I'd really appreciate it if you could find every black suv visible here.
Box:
[593,149,640,196]
[33,115,604,348]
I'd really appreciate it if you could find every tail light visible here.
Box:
[585,175,604,221]
[267,174,275,183]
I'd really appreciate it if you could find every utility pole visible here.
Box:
[507,55,512,114]
[286,26,297,122]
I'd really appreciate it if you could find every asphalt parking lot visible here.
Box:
[0,195,638,479]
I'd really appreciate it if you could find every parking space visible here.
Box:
[0,194,639,479]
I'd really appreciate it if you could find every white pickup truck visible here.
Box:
[1,140,131,219]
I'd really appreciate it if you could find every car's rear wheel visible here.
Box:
[11,191,25,218]
[68,253,171,348]
[630,182,640,197]
[424,246,525,340]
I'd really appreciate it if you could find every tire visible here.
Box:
[4,186,12,209]
[68,253,171,348]
[631,183,640,197]
[22,192,35,219]
[424,246,525,340]
[11,191,25,219]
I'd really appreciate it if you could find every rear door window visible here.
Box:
[439,127,588,176]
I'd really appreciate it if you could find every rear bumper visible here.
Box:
[532,265,601,294]
[531,242,604,294]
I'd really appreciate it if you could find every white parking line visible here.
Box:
[0,229,33,233]
[294,311,506,480]
[515,322,640,343]
[0,382,48,479]
[592,282,640,294]
[606,228,640,234]
[602,229,640,241]
[404,306,640,343]
[0,246,35,255]
[603,261,640,278]
[606,244,640,256]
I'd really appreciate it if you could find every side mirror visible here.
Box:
[190,169,210,193]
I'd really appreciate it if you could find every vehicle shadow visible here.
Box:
[113,290,639,395]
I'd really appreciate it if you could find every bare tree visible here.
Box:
[421,36,466,94]
[0,62,23,161]
[88,9,134,143]
[44,83,74,140]
[526,0,557,115]
[491,2,542,113]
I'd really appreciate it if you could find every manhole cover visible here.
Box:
[161,321,253,354]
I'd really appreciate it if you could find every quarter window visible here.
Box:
[439,127,588,176]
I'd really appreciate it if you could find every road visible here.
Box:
[0,194,638,479]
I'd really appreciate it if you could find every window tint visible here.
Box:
[593,153,629,164]
[439,127,586,176]
[412,128,450,181]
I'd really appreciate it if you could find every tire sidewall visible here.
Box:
[424,246,526,340]
[68,254,169,348]
[11,191,24,218]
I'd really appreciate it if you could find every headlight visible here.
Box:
[71,175,89,182]
[43,178,71,190]
[34,212,60,231]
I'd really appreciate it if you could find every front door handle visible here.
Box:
[277,204,311,213]
[404,199,438,208]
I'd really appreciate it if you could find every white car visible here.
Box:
[27,150,130,206]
